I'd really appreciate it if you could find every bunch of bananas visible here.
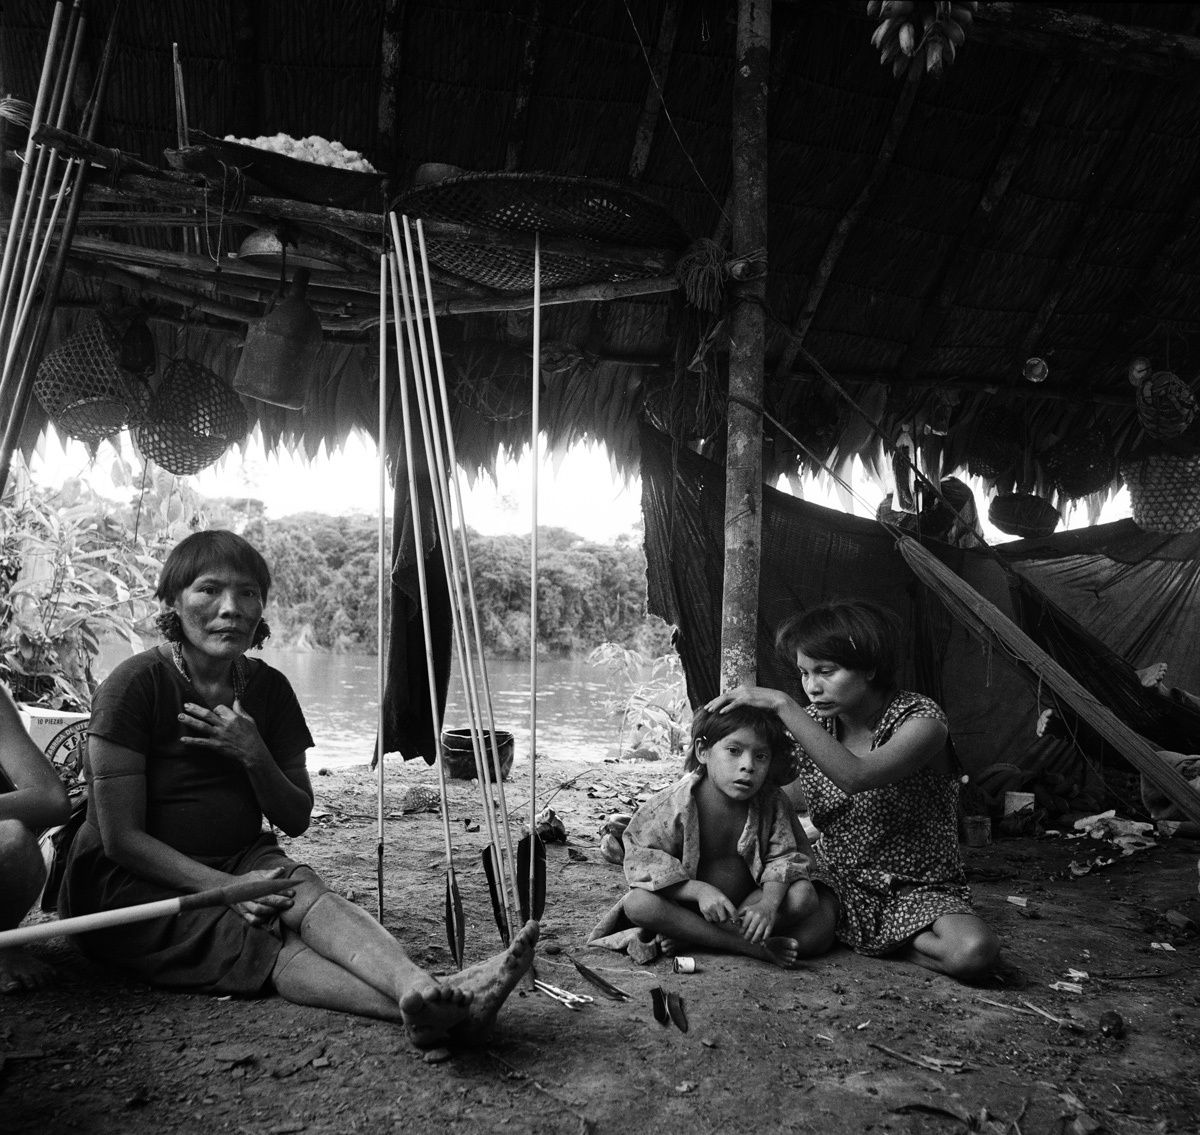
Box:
[866,0,978,78]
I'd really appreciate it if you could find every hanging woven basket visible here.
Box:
[33,317,152,443]
[1041,428,1118,500]
[1135,371,1197,440]
[965,407,1023,482]
[1120,451,1200,534]
[135,358,248,476]
[988,492,1060,539]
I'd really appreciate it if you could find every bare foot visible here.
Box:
[399,976,473,1049]
[0,947,56,994]
[761,936,802,969]
[656,935,681,957]
[1137,662,1168,690]
[447,920,539,1044]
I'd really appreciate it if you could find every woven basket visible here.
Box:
[392,172,689,293]
[1136,372,1197,440]
[965,407,1023,482]
[135,359,247,475]
[1041,428,1117,499]
[1120,451,1200,533]
[34,317,152,443]
[988,492,1060,538]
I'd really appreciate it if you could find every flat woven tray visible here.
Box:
[190,130,386,210]
[392,172,689,292]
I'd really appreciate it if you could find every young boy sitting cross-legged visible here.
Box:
[616,704,821,968]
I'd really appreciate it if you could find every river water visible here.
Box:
[99,647,654,770]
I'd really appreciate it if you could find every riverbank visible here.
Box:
[5,757,1200,1134]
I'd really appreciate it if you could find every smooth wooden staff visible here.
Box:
[383,241,466,965]
[527,230,542,919]
[375,250,388,923]
[0,878,295,949]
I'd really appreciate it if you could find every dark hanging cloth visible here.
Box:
[639,423,938,711]
[381,467,452,765]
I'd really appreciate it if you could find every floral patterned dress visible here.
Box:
[796,690,973,956]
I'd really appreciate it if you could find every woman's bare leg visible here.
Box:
[277,868,471,1045]
[900,913,999,981]
[272,937,404,1020]
[0,820,56,993]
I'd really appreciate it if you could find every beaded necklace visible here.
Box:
[169,641,249,702]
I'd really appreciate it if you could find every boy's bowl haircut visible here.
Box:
[686,703,797,786]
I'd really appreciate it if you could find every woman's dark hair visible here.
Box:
[686,703,797,787]
[154,530,272,649]
[775,599,901,690]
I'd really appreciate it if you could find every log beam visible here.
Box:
[377,0,407,175]
[505,0,544,171]
[720,0,771,691]
[627,0,681,181]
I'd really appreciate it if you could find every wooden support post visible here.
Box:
[377,0,406,174]
[626,0,680,181]
[720,0,770,692]
[505,0,544,172]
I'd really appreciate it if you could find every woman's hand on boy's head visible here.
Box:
[705,685,786,714]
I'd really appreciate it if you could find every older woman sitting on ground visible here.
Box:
[59,529,535,1048]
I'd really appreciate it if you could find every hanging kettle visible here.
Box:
[233,268,323,409]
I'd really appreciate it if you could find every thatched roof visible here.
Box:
[6,1,1200,514]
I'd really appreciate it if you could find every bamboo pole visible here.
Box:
[0,1,121,497]
[719,0,771,691]
[1,1,85,372]
[0,1,67,335]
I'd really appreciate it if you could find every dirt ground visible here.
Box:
[3,755,1199,1135]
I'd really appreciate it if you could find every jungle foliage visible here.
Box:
[2,470,669,708]
[247,513,671,658]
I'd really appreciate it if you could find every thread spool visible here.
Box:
[673,956,696,974]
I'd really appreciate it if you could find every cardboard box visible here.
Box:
[17,705,90,795]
